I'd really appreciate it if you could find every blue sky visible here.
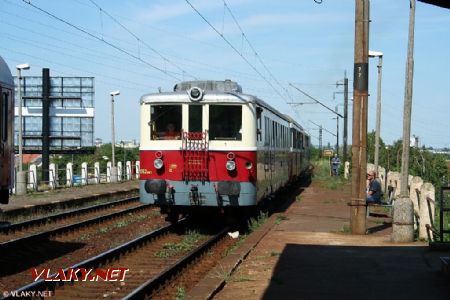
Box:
[1,0,449,148]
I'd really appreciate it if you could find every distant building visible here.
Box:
[410,135,419,148]
[118,140,139,149]
[95,138,103,147]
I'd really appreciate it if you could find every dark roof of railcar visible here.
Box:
[0,56,13,88]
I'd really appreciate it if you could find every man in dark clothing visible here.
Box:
[366,171,382,204]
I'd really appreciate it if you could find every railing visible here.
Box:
[439,187,450,242]
[13,160,140,196]
[426,195,439,241]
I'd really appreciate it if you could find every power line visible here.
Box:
[184,0,287,103]
[21,0,182,81]
[222,0,292,101]
[289,83,343,117]
[88,0,196,80]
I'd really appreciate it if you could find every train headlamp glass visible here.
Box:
[226,160,236,171]
[245,161,253,170]
[154,158,164,169]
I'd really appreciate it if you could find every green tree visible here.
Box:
[51,144,139,175]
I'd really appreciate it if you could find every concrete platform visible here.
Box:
[188,181,450,299]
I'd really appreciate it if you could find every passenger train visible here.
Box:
[0,56,15,204]
[139,80,310,220]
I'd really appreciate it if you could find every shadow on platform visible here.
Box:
[262,243,449,300]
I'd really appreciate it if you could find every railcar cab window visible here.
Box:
[189,105,202,132]
[150,105,181,140]
[209,105,242,140]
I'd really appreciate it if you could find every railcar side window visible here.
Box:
[189,105,202,132]
[209,105,242,140]
[150,105,182,140]
[1,92,8,142]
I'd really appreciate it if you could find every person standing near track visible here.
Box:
[330,154,340,176]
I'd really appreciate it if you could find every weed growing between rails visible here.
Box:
[312,159,349,190]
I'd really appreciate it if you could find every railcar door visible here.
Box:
[0,86,13,202]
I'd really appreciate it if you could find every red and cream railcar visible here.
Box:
[139,80,310,217]
[0,56,15,204]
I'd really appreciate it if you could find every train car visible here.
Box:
[139,80,310,219]
[0,56,15,204]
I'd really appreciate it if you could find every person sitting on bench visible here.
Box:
[366,171,382,204]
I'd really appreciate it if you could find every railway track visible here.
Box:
[0,202,155,253]
[0,196,140,238]
[5,219,233,299]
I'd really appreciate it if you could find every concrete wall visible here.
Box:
[367,163,436,241]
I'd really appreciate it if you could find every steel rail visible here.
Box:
[124,226,230,300]
[5,221,180,299]
[0,196,140,234]
[0,203,153,252]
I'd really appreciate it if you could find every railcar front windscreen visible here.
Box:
[150,105,182,140]
[209,105,242,140]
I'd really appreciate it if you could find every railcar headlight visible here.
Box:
[245,161,253,170]
[188,87,204,101]
[154,158,164,169]
[226,160,236,171]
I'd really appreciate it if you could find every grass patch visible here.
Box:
[175,286,185,300]
[312,159,348,190]
[275,215,288,225]
[214,264,232,283]
[338,225,351,233]
[270,251,280,257]
[248,211,268,232]
[155,230,204,258]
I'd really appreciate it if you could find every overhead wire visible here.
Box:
[21,0,182,81]
[184,0,287,103]
[87,0,196,80]
[222,0,293,101]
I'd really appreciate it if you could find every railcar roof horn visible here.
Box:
[188,86,204,102]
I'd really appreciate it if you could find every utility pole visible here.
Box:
[336,72,349,163]
[350,0,369,235]
[343,74,349,163]
[42,68,50,183]
[319,125,323,154]
[369,50,383,175]
[335,106,340,155]
[393,0,416,242]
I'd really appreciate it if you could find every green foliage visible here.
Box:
[51,144,139,173]
[366,133,450,192]
[248,211,268,232]
[175,287,185,300]
[312,159,348,189]
[310,145,321,160]
[275,215,288,225]
[155,230,204,258]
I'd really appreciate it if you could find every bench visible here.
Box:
[366,186,395,217]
